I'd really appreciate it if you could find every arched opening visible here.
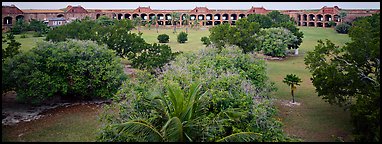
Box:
[325,14,332,21]
[206,21,213,26]
[57,14,64,18]
[190,14,196,20]
[214,21,221,25]
[333,15,339,22]
[214,14,221,20]
[317,14,323,21]
[231,14,237,20]
[308,14,315,21]
[297,14,301,21]
[298,22,301,26]
[3,17,13,25]
[124,14,131,19]
[206,14,213,20]
[149,13,156,20]
[316,22,323,27]
[16,15,24,22]
[231,21,236,25]
[308,22,315,26]
[165,14,171,20]
[112,13,117,19]
[238,14,245,19]
[141,13,147,20]
[118,14,123,20]
[157,14,164,21]
[222,14,229,20]
[96,14,101,19]
[324,22,330,27]
[302,14,307,21]
[132,14,139,19]
[302,22,307,26]
[222,21,229,24]
[198,14,204,20]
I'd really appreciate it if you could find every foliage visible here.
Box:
[335,23,351,34]
[2,40,127,105]
[208,23,231,51]
[328,21,336,27]
[11,19,29,34]
[273,21,304,49]
[200,36,211,46]
[28,19,50,34]
[2,33,21,63]
[229,18,262,53]
[157,34,170,43]
[304,14,380,142]
[177,32,188,43]
[20,34,28,38]
[46,18,98,42]
[247,14,273,28]
[171,12,180,33]
[267,11,291,24]
[128,43,179,71]
[282,74,302,103]
[258,27,297,57]
[97,46,296,142]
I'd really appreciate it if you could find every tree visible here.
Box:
[335,23,351,34]
[182,14,191,33]
[258,27,298,57]
[133,17,143,33]
[267,11,290,24]
[11,19,28,34]
[229,18,261,53]
[328,21,336,28]
[282,74,302,103]
[151,15,159,33]
[208,23,231,51]
[247,14,273,28]
[2,33,21,63]
[171,12,180,33]
[200,36,211,46]
[339,11,347,23]
[28,19,50,34]
[2,40,127,104]
[177,31,188,43]
[304,14,380,142]
[157,34,170,43]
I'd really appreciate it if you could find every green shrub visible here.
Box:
[335,23,351,34]
[157,34,169,43]
[258,27,297,57]
[33,32,43,37]
[200,36,211,46]
[2,40,127,105]
[177,31,188,43]
[97,46,296,142]
[20,34,28,38]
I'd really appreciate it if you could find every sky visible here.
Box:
[2,2,380,10]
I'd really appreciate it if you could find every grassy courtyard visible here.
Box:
[2,26,353,142]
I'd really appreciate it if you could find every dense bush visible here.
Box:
[258,27,298,57]
[177,31,188,43]
[335,23,351,34]
[2,33,21,63]
[157,34,170,43]
[200,36,211,46]
[97,46,296,142]
[2,40,127,105]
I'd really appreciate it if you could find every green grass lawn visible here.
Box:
[2,26,353,142]
[267,27,352,142]
[2,32,45,52]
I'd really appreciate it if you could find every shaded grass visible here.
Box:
[267,27,353,142]
[2,32,45,52]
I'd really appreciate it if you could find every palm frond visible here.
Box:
[161,117,184,142]
[217,132,263,142]
[113,121,163,142]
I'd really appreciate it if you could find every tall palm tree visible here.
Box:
[171,12,180,33]
[193,19,200,30]
[339,11,347,23]
[182,14,190,33]
[112,82,262,142]
[133,17,142,33]
[151,15,159,33]
[282,74,302,103]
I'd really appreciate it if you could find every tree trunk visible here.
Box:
[291,85,295,103]
[174,23,176,33]
[156,24,158,33]
[186,26,188,34]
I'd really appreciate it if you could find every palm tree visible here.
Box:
[133,17,142,33]
[182,14,190,33]
[193,19,200,30]
[339,11,347,23]
[282,74,302,103]
[112,82,262,142]
[171,12,180,33]
[151,15,159,33]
